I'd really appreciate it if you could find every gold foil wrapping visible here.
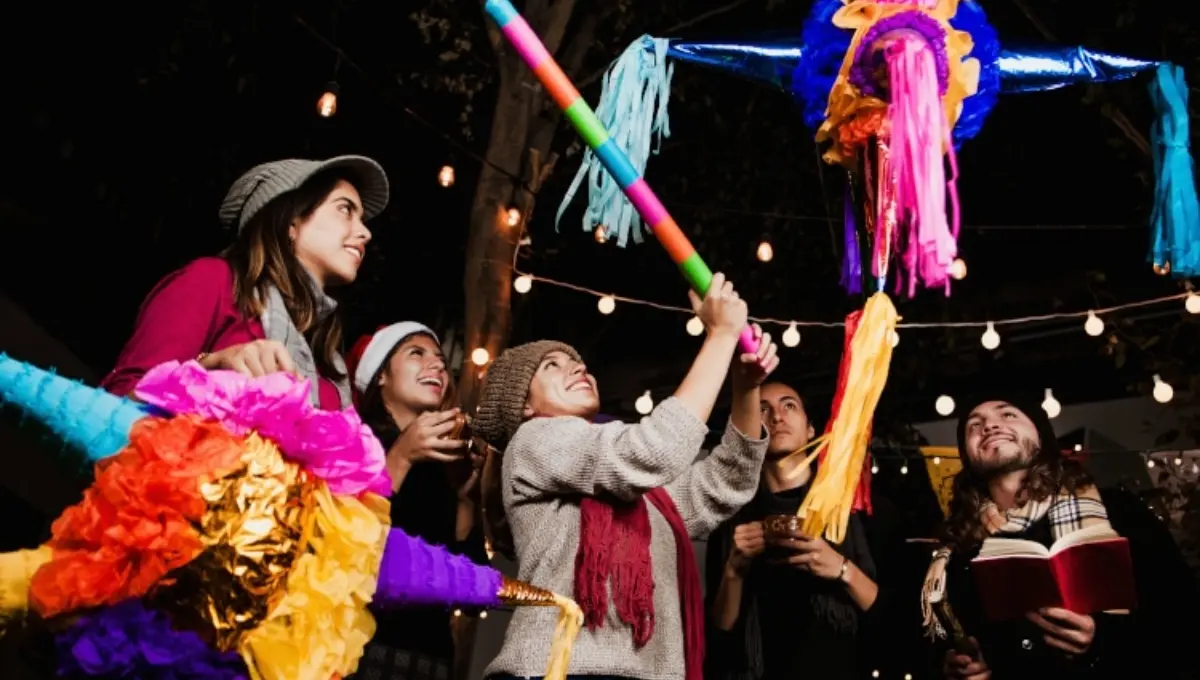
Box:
[498,575,558,607]
[153,434,313,650]
[498,577,583,680]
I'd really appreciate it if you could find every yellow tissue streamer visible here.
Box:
[152,434,313,651]
[0,546,51,633]
[239,486,389,680]
[498,576,585,680]
[798,292,897,543]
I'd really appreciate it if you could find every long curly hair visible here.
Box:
[939,394,1092,551]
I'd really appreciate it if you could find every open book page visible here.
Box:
[976,522,1120,560]
[1049,522,1120,554]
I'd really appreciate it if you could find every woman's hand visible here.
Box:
[726,521,766,577]
[389,409,467,470]
[730,324,779,389]
[688,273,748,341]
[771,530,846,580]
[201,340,296,377]
[943,637,990,680]
[1026,607,1096,656]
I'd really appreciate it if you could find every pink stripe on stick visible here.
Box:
[500,18,553,69]
[624,179,670,230]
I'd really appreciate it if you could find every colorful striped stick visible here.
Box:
[485,0,759,354]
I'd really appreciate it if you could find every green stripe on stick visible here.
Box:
[564,99,609,150]
[678,252,713,295]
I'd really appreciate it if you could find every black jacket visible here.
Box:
[941,487,1199,679]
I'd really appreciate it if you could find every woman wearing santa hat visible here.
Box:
[346,321,488,680]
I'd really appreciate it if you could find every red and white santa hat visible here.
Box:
[346,321,439,394]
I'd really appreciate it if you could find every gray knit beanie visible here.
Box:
[219,155,390,232]
[474,340,582,448]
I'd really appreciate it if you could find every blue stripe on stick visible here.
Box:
[594,139,640,189]
[484,0,519,26]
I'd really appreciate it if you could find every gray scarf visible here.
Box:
[260,282,351,408]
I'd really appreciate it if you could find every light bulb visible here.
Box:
[594,226,608,243]
[635,390,654,415]
[686,316,704,336]
[782,323,801,348]
[1147,458,1156,469]
[597,295,616,315]
[470,347,490,366]
[1175,457,1183,467]
[438,165,455,187]
[933,456,942,465]
[888,329,900,348]
[453,609,462,617]
[1186,292,1200,314]
[513,274,532,294]
[981,322,1000,350]
[1152,374,1174,403]
[935,395,955,416]
[756,240,774,262]
[871,464,879,474]
[1041,388,1061,419]
[1084,310,1104,337]
[1074,444,1082,452]
[478,610,488,619]
[505,207,521,227]
[900,464,908,475]
[317,82,339,117]
[872,672,880,679]
[949,258,967,280]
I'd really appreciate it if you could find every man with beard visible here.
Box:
[704,382,900,680]
[925,392,1198,679]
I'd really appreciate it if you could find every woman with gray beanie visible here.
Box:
[101,155,389,409]
[474,273,779,680]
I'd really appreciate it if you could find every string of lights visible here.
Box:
[863,446,1200,477]
[295,15,1199,420]
[296,16,1148,231]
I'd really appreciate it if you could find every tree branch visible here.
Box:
[575,0,753,90]
[1008,0,1151,157]
[662,0,752,35]
[525,0,579,54]
[559,7,607,78]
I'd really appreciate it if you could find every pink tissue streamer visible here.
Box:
[133,360,391,496]
[886,34,959,297]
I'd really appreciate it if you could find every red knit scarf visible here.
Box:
[574,488,704,680]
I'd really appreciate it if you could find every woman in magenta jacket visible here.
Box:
[102,155,389,410]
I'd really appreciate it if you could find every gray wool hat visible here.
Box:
[219,155,390,232]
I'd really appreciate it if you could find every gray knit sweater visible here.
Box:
[484,397,768,680]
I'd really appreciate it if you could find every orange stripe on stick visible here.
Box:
[533,60,581,111]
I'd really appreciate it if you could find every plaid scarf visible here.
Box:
[921,485,1111,639]
[261,283,351,408]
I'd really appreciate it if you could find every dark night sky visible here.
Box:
[1,0,1194,427]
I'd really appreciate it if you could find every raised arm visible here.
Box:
[667,325,777,538]
[506,273,755,502]
[505,396,710,502]
[101,257,231,396]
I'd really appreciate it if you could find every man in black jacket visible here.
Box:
[924,391,1198,679]
[704,382,903,680]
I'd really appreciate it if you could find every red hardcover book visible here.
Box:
[970,523,1137,622]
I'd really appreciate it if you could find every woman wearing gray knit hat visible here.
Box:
[101,155,389,410]
[475,273,780,680]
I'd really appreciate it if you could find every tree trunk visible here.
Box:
[458,0,587,410]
